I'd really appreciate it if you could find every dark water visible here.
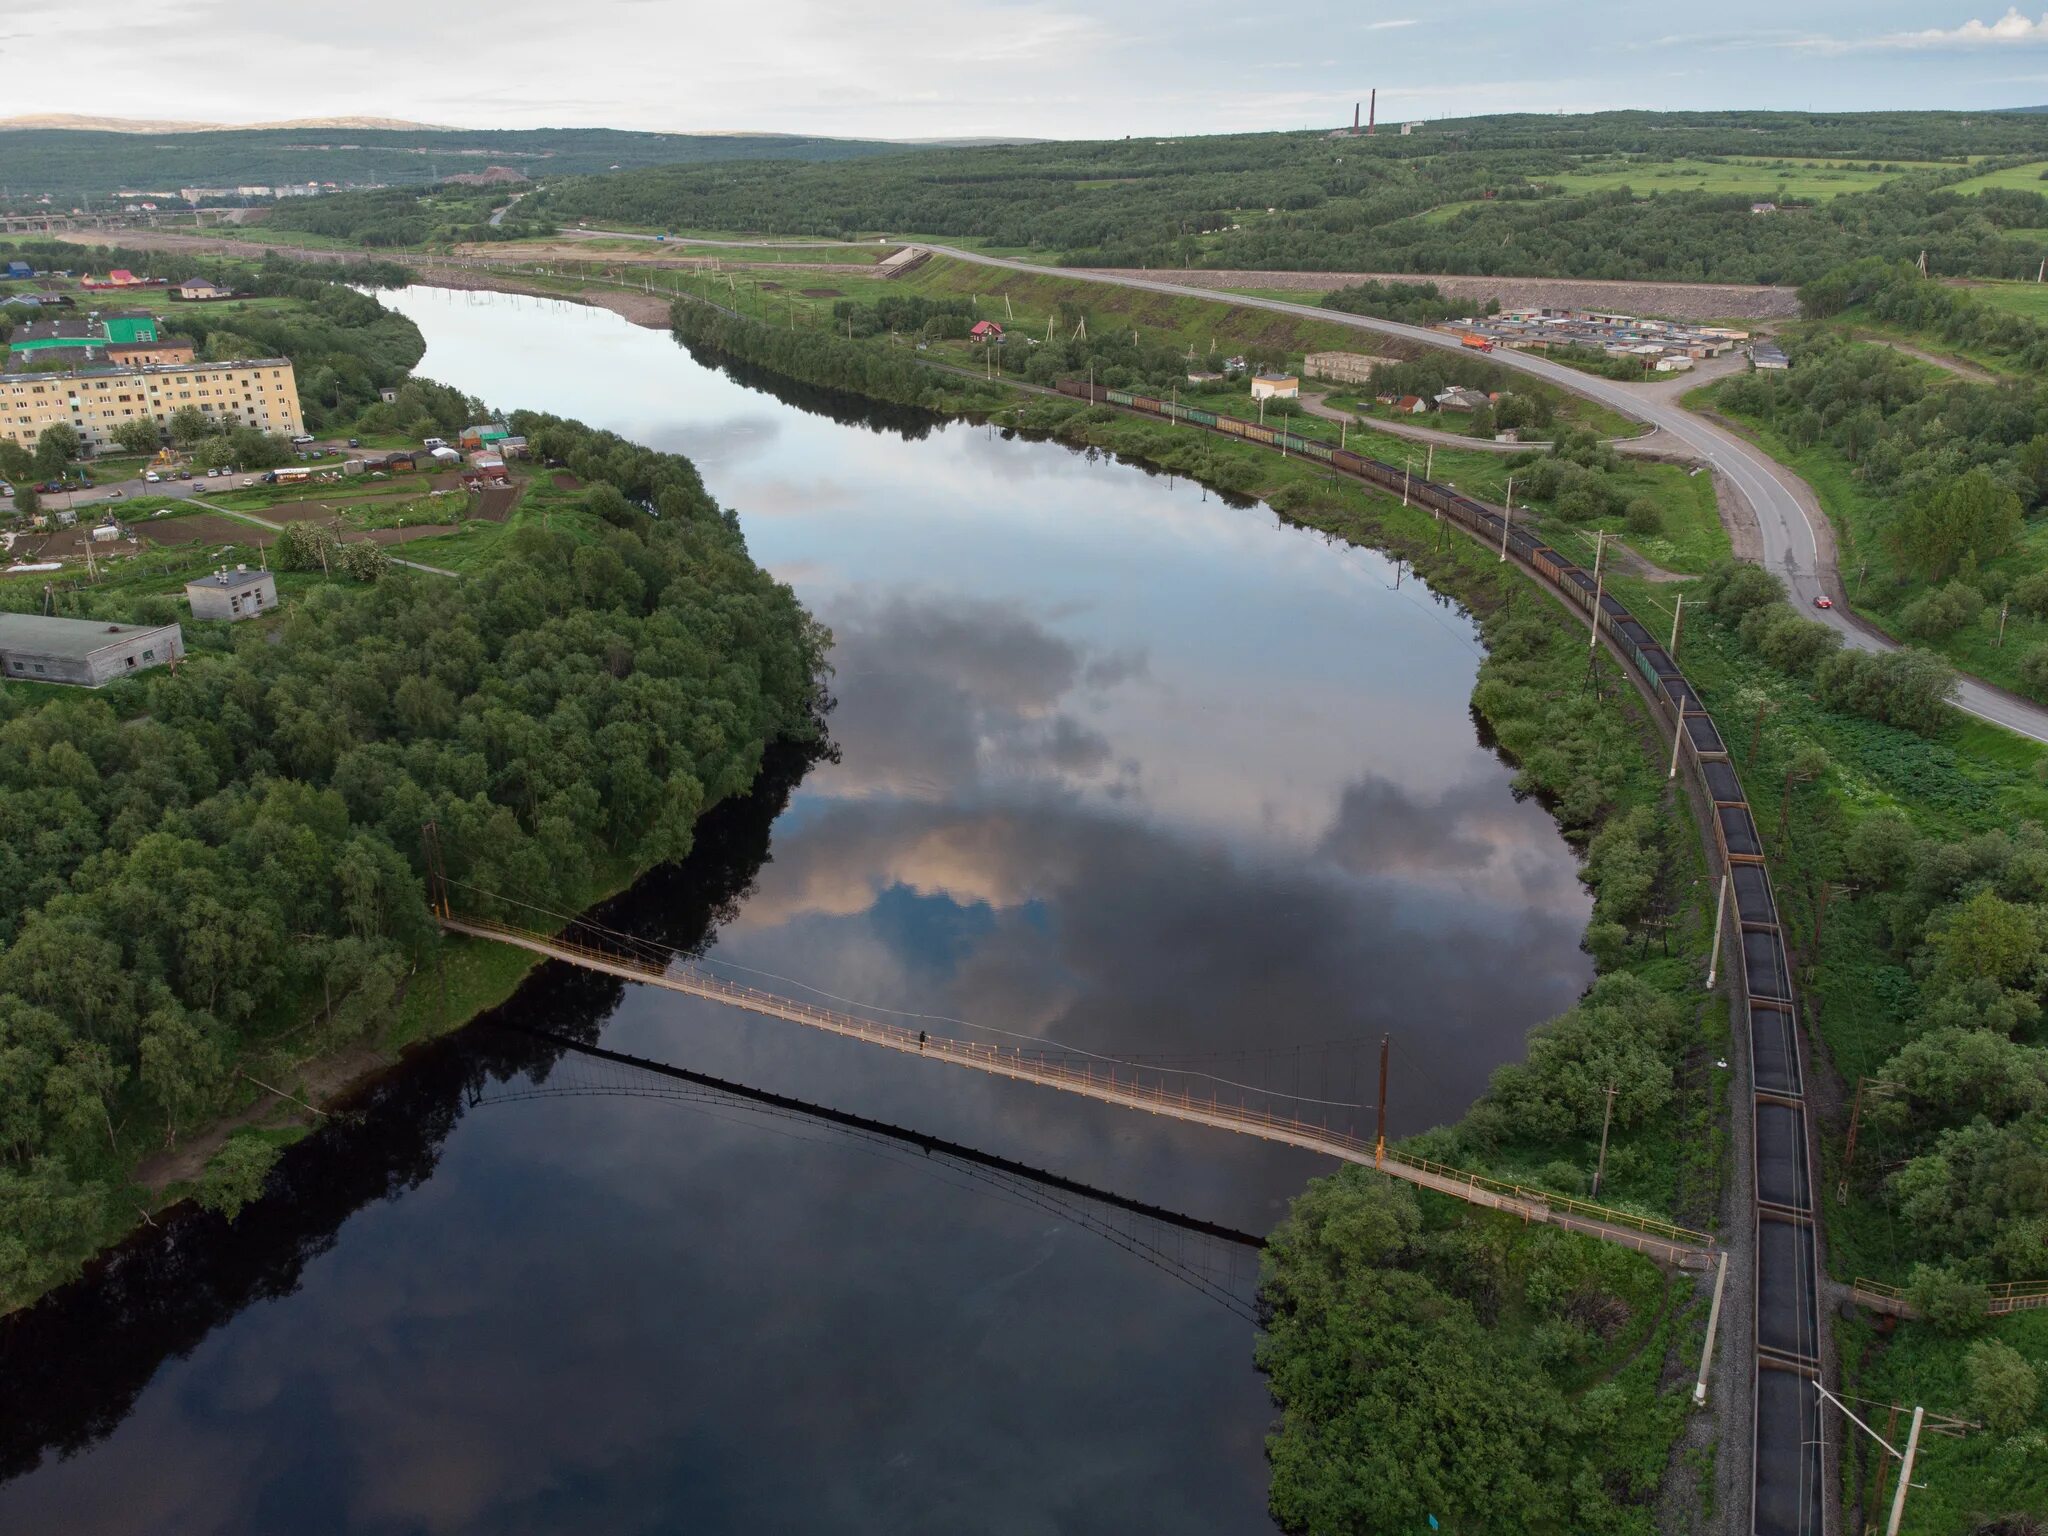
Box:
[0,287,1594,1534]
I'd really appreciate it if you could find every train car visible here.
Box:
[1754,1096,1813,1214]
[1130,393,1162,414]
[1716,802,1765,865]
[1741,926,1793,1001]
[1749,1000,1804,1098]
[1186,408,1218,427]
[1530,547,1575,585]
[1243,423,1278,447]
[1295,438,1335,463]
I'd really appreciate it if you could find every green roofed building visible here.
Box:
[101,313,158,345]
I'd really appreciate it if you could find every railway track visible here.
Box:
[1053,380,1828,1536]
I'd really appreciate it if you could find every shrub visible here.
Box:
[1624,497,1661,536]
[1814,648,1958,736]
[2011,569,2048,620]
[196,1134,281,1222]
[1966,1338,2040,1435]
[1755,610,1843,676]
[1900,580,1986,639]
[2020,644,2048,702]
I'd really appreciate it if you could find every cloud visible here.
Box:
[1792,7,2048,52]
[1362,17,1419,29]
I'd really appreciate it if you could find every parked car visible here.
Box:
[347,437,360,448]
[144,471,161,483]
[290,433,315,446]
[206,467,221,477]
[0,484,12,499]
[240,477,256,487]
[176,471,191,481]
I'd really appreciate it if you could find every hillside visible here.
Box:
[0,126,913,195]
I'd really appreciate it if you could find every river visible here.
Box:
[0,286,1595,1534]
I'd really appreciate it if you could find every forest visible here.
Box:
[0,404,829,1307]
[0,126,908,197]
[530,112,2048,281]
[260,185,556,247]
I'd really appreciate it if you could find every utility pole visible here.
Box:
[1499,493,1512,561]
[1706,873,1730,988]
[1999,600,2010,648]
[1591,1082,1619,1196]
[1424,442,1433,480]
[1692,1250,1727,1406]
[1588,530,1607,651]
[1402,456,1411,507]
[1668,700,1686,780]
[1669,592,1685,657]
[1374,1033,1389,1169]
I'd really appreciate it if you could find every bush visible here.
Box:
[195,1134,281,1222]
[1966,1338,2041,1435]
[1814,647,1958,736]
[1904,1263,1990,1333]
[1900,580,1986,639]
[2020,645,2048,703]
[1755,610,1844,677]
[2011,569,2048,620]
[1623,497,1662,537]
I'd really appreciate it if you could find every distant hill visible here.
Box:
[0,125,917,196]
[0,114,457,134]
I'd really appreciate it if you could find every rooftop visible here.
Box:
[0,356,291,385]
[0,612,174,659]
[184,566,271,593]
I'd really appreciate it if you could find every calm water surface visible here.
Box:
[0,287,1594,1534]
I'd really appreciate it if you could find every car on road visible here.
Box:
[144,470,161,483]
[1813,594,1833,610]
[0,484,11,499]
[240,477,256,487]
[347,437,360,448]
[290,434,315,446]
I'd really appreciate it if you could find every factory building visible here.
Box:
[0,613,185,687]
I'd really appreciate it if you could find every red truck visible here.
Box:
[1460,333,1495,352]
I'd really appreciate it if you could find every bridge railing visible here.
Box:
[1852,1276,2048,1318]
[443,914,1716,1259]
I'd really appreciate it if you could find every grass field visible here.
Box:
[1957,278,2048,319]
[1538,156,1921,201]
[1946,159,2048,194]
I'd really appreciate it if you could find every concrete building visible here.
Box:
[1250,371,1299,401]
[184,565,277,621]
[1752,342,1790,371]
[105,336,196,367]
[1304,351,1393,386]
[175,277,233,301]
[0,357,303,455]
[0,612,184,686]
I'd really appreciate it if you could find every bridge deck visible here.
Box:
[442,916,1716,1270]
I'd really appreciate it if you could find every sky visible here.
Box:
[12,1,2048,138]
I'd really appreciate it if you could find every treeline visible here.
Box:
[1803,254,2048,369]
[1321,279,1488,327]
[262,185,552,247]
[829,293,974,340]
[670,298,1008,412]
[0,410,828,1306]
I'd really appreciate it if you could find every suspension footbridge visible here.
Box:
[438,912,1718,1272]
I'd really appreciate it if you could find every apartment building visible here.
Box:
[0,357,305,454]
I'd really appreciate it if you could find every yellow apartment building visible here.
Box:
[0,357,305,454]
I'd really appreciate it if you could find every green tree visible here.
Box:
[167,406,213,450]
[109,416,163,455]
[137,1001,226,1148]
[32,423,79,475]
[195,1134,280,1221]
[1965,1338,2040,1435]
[1888,470,2023,582]
[13,485,40,520]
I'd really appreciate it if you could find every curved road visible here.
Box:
[563,227,2048,740]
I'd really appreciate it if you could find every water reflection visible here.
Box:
[0,287,1598,1534]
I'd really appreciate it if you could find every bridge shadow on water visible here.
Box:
[0,739,1264,1486]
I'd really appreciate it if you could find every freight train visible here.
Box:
[1056,378,1826,1536]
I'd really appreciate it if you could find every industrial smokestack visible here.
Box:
[1367,89,1376,135]
[1353,102,1360,133]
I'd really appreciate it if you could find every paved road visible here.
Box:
[558,228,2048,740]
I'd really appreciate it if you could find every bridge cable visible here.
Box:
[441,876,1367,1110]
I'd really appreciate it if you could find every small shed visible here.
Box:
[3,260,32,280]
[185,566,276,622]
[1250,372,1299,401]
[175,277,232,300]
